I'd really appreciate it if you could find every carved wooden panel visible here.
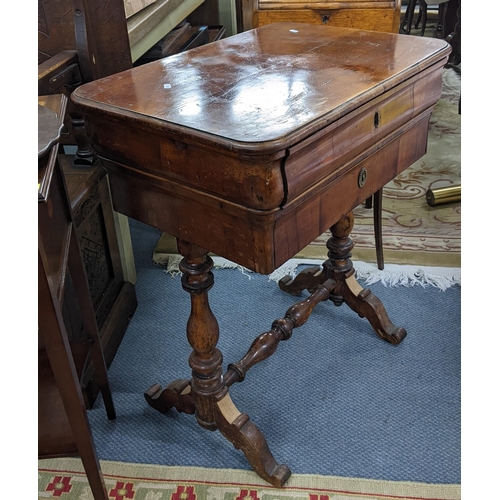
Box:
[61,179,120,341]
[38,0,76,64]
[76,196,120,327]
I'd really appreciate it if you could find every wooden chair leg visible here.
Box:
[373,188,384,270]
[417,0,428,36]
[39,253,110,500]
[415,1,423,28]
[400,0,418,34]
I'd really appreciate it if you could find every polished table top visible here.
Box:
[73,23,449,152]
[72,23,450,273]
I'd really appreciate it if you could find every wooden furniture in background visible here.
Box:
[38,94,112,500]
[38,0,133,162]
[400,0,448,36]
[415,0,449,38]
[38,0,138,407]
[399,0,417,33]
[135,20,226,66]
[444,0,460,68]
[364,190,384,270]
[73,24,450,486]
[61,158,138,407]
[237,0,402,33]
[38,0,208,66]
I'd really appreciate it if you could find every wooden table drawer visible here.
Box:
[273,111,432,266]
[102,109,432,274]
[284,64,444,204]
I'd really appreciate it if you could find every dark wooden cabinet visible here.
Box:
[38,94,113,500]
[61,158,138,407]
[39,0,139,408]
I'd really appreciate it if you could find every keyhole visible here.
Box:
[374,111,380,129]
[358,167,367,188]
[321,15,330,24]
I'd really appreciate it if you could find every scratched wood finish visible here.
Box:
[72,23,450,274]
[73,24,448,148]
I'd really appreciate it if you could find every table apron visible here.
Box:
[103,109,431,274]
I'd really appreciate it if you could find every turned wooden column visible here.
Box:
[177,240,227,430]
[279,212,406,345]
[323,212,355,306]
[68,108,98,165]
[325,213,407,344]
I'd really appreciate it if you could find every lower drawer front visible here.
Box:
[254,8,399,33]
[273,113,431,266]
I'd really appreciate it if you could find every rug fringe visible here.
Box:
[154,253,460,291]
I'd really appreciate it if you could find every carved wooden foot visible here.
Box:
[146,383,291,487]
[341,274,406,344]
[144,380,195,415]
[325,213,406,344]
[215,393,291,488]
[278,213,406,344]
[278,266,325,295]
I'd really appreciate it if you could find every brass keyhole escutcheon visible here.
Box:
[358,167,367,188]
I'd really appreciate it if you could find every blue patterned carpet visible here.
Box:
[87,219,461,485]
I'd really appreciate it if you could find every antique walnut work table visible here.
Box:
[72,23,451,487]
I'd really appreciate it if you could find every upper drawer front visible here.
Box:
[284,65,443,203]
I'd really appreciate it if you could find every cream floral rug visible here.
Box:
[38,457,461,500]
